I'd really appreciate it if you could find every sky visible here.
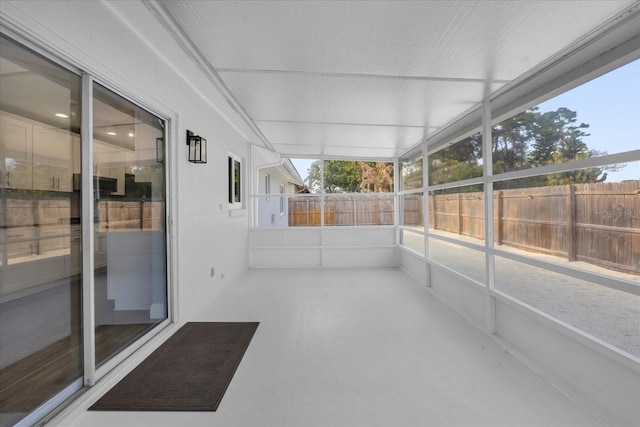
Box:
[537,59,639,181]
[291,59,639,184]
[290,158,315,183]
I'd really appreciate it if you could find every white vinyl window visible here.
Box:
[280,184,285,214]
[228,153,243,208]
[264,174,271,195]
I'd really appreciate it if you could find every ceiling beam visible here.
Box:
[254,118,436,130]
[216,68,510,84]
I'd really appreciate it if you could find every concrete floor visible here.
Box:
[64,267,605,427]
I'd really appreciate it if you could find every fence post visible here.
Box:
[140,199,145,229]
[567,184,576,261]
[353,198,357,226]
[496,191,503,245]
[431,193,437,231]
[457,193,462,235]
[105,201,110,231]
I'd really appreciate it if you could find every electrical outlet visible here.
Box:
[210,267,215,277]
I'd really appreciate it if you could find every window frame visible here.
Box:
[228,152,243,209]
[264,173,271,201]
[279,184,285,215]
[404,57,640,363]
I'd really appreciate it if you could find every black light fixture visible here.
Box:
[186,130,207,163]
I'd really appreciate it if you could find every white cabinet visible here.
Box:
[93,141,110,177]
[1,113,74,192]
[124,150,135,176]
[32,124,72,192]
[94,140,127,195]
[109,148,126,196]
[72,135,81,175]
[1,114,33,190]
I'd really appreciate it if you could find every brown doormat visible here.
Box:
[90,322,259,411]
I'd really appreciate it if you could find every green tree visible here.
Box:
[492,109,538,173]
[427,107,621,188]
[306,160,363,193]
[429,158,483,186]
[305,160,394,193]
[305,160,322,193]
[306,107,619,192]
[493,107,618,184]
[527,107,619,185]
[401,157,423,189]
[428,132,482,186]
[528,107,590,165]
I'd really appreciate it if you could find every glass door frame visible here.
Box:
[0,30,86,427]
[0,27,175,424]
[81,73,174,387]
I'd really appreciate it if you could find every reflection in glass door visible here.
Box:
[0,35,82,427]
[92,83,167,367]
[0,34,169,426]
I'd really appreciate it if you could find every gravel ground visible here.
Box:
[405,232,640,358]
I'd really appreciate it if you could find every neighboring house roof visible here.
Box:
[282,159,304,187]
[253,144,307,191]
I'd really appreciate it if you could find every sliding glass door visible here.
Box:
[92,83,167,367]
[0,35,169,426]
[0,35,83,427]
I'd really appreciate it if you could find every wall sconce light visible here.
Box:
[186,130,207,163]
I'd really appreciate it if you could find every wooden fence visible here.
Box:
[7,182,635,273]
[402,194,424,227]
[2,199,165,261]
[2,198,73,261]
[288,195,394,226]
[429,181,639,275]
[97,201,165,232]
[287,182,639,274]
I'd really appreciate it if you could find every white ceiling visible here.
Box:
[157,0,636,159]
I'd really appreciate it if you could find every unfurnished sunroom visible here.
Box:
[0,1,639,427]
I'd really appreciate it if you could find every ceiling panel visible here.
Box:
[259,121,425,155]
[272,143,399,159]
[219,71,504,130]
[163,1,632,79]
[157,0,636,159]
